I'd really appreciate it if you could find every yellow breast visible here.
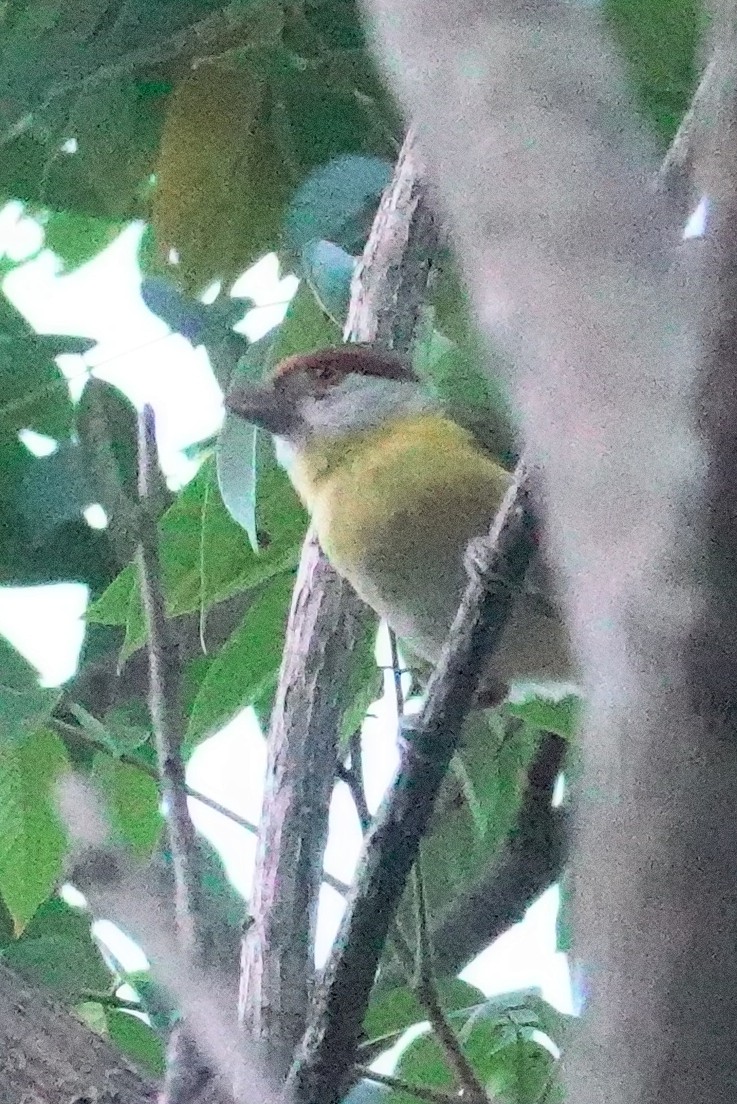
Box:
[289,413,512,661]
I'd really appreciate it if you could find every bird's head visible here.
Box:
[225,346,432,459]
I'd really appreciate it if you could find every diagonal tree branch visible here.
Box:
[239,125,440,1077]
[289,464,539,1104]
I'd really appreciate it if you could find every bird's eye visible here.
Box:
[315,364,340,385]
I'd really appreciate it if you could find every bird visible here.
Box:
[225,344,573,698]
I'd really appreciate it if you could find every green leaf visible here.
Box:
[216,413,259,552]
[76,376,140,508]
[75,999,109,1034]
[87,455,306,656]
[101,703,152,756]
[302,240,356,327]
[92,754,162,857]
[604,0,700,146]
[3,896,110,995]
[393,993,562,1104]
[284,154,391,257]
[0,729,69,932]
[47,78,165,222]
[20,440,97,546]
[123,969,178,1033]
[407,716,542,926]
[187,571,295,744]
[338,618,381,749]
[464,1025,558,1104]
[391,1029,454,1104]
[106,1008,166,1076]
[0,294,92,438]
[86,563,137,625]
[364,979,485,1044]
[414,326,518,468]
[506,694,582,741]
[43,211,123,272]
[463,989,572,1054]
[270,281,341,364]
[0,635,60,747]
[215,337,276,532]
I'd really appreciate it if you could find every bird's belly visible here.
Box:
[310,456,573,687]
[315,473,501,663]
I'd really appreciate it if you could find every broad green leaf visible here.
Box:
[364,979,485,1044]
[67,701,150,759]
[20,440,97,546]
[120,575,147,664]
[414,326,518,468]
[92,755,162,858]
[394,993,562,1104]
[270,282,341,365]
[106,1008,166,1076]
[284,154,391,257]
[506,694,582,741]
[85,563,137,626]
[461,989,573,1056]
[0,635,60,746]
[44,78,165,222]
[187,571,295,744]
[391,1028,454,1104]
[43,211,123,272]
[75,999,109,1034]
[76,377,140,509]
[338,618,381,749]
[484,1041,558,1104]
[217,413,259,552]
[2,896,110,995]
[407,716,542,926]
[302,240,356,328]
[604,0,700,145]
[124,969,178,1033]
[101,703,152,756]
[0,728,69,931]
[279,74,368,170]
[87,455,305,657]
[0,294,92,438]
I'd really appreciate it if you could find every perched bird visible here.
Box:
[226,345,573,697]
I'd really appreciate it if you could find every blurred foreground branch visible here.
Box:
[357,4,737,1104]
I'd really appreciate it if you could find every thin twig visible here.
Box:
[353,1065,463,1104]
[137,405,214,1102]
[79,990,143,1012]
[52,716,351,897]
[412,860,489,1104]
[137,404,201,951]
[340,731,372,833]
[388,630,406,719]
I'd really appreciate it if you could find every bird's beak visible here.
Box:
[225,381,297,436]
